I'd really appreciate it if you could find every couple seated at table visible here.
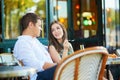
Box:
[13,12,109,80]
[13,13,74,80]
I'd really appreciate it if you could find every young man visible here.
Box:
[13,13,57,80]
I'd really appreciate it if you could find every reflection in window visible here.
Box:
[0,0,1,42]
[4,0,46,39]
[72,0,98,38]
[53,0,68,29]
[103,0,120,48]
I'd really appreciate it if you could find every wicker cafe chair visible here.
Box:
[54,46,108,80]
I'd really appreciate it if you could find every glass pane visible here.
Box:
[0,0,1,42]
[4,0,46,39]
[103,0,120,48]
[72,0,98,38]
[53,0,68,29]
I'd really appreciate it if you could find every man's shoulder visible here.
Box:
[15,38,27,45]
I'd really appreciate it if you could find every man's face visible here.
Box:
[32,19,42,37]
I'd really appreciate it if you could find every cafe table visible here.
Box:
[106,57,120,80]
[0,66,36,79]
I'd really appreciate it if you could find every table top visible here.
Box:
[106,57,120,65]
[0,66,36,78]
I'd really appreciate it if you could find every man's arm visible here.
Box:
[43,62,57,70]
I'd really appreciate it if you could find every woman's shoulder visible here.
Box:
[68,42,74,54]
[48,44,56,50]
[49,43,54,47]
[68,42,73,47]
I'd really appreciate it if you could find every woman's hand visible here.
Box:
[62,39,70,58]
[63,39,69,50]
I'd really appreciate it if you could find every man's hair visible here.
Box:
[19,13,41,34]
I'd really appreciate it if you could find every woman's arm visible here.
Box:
[49,45,61,63]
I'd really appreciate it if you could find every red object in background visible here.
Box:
[75,4,80,10]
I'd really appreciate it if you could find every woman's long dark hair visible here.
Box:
[48,21,68,53]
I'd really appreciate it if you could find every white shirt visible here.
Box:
[13,35,53,80]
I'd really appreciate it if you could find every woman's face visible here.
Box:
[51,23,64,40]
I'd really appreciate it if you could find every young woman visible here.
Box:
[48,21,74,63]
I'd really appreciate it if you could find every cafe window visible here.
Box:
[52,0,68,29]
[102,0,120,49]
[3,0,46,39]
[0,0,2,42]
[72,0,98,38]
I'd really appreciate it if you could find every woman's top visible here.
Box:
[59,43,74,57]
[50,43,74,58]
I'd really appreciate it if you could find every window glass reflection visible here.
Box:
[4,0,46,39]
[104,0,120,48]
[72,0,98,38]
[53,0,68,29]
[0,0,1,42]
